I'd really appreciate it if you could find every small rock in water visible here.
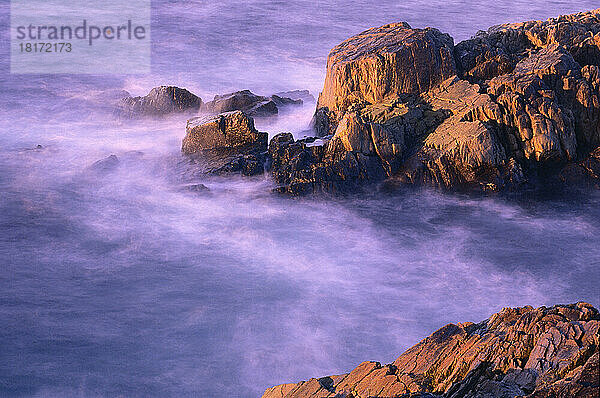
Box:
[116,86,202,118]
[185,183,210,193]
[273,89,315,103]
[202,90,278,117]
[182,111,268,177]
[88,154,120,173]
[202,89,305,117]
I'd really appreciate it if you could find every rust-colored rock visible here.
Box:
[261,303,600,398]
[296,10,600,194]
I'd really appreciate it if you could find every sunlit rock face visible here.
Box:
[314,22,457,136]
[262,302,600,398]
[182,110,268,176]
[455,9,600,84]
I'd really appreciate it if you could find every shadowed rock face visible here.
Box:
[116,86,202,117]
[261,303,600,398]
[315,22,456,136]
[268,132,385,195]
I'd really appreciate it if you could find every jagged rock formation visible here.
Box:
[202,90,303,117]
[268,132,385,194]
[116,86,202,117]
[261,302,600,398]
[455,10,600,84]
[182,111,268,176]
[291,9,600,194]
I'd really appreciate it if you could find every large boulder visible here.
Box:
[116,86,201,117]
[261,303,600,398]
[181,111,268,176]
[314,22,456,136]
[182,110,267,153]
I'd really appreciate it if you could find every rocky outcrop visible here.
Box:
[262,302,600,398]
[455,9,600,84]
[177,10,599,193]
[314,22,456,136]
[182,111,268,176]
[202,90,303,117]
[116,86,201,117]
[289,9,600,194]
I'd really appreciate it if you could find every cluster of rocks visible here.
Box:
[178,9,600,194]
[202,89,313,117]
[262,302,599,398]
[115,87,310,119]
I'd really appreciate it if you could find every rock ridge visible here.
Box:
[261,302,600,398]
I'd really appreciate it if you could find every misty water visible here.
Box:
[1,1,599,397]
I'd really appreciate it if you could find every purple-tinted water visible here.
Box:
[0,1,599,397]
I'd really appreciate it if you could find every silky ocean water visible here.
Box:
[0,0,599,397]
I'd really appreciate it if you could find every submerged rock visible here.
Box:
[183,183,210,193]
[181,110,268,176]
[116,86,202,118]
[87,154,120,173]
[262,302,600,398]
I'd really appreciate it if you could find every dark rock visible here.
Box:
[184,183,210,193]
[202,89,306,117]
[262,303,600,398]
[270,95,303,107]
[116,86,202,118]
[202,90,278,117]
[557,146,600,188]
[268,132,385,195]
[273,90,315,103]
